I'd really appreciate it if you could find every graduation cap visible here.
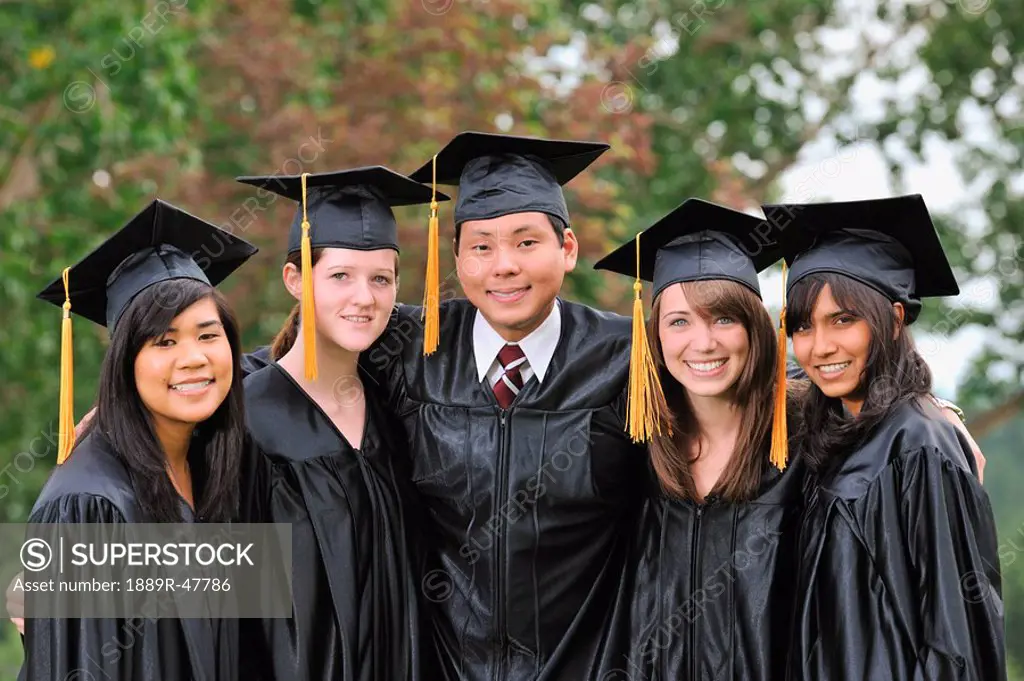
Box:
[408,131,609,227]
[36,199,259,464]
[594,198,789,468]
[762,194,959,324]
[236,165,449,253]
[408,131,610,355]
[593,198,782,299]
[236,166,449,378]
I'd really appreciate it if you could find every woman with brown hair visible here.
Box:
[233,166,447,681]
[594,198,803,681]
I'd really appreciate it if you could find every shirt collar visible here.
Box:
[473,299,562,383]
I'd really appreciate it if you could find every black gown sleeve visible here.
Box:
[20,495,137,681]
[901,448,1005,679]
[237,433,271,523]
[21,494,224,681]
[236,436,276,681]
[242,345,274,378]
[611,380,629,432]
[359,305,415,414]
[799,445,1006,681]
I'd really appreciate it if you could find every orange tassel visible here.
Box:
[58,267,75,464]
[770,262,789,470]
[422,155,440,355]
[300,172,318,381]
[626,235,667,443]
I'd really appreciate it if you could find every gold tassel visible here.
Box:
[626,235,667,443]
[422,154,440,355]
[300,172,318,381]
[770,262,789,470]
[57,267,75,464]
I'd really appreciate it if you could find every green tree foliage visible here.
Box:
[1,0,1021,674]
[565,0,1023,413]
[979,416,1024,670]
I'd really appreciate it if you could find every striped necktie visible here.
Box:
[493,344,527,409]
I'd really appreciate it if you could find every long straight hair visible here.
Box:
[646,280,778,502]
[84,279,246,522]
[786,273,932,475]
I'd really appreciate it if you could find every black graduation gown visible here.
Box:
[361,298,647,681]
[240,345,272,377]
[19,431,238,681]
[787,400,1006,680]
[621,455,804,681]
[241,362,420,681]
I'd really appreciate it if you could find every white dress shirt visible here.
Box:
[473,299,562,388]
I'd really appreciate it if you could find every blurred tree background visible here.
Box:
[1,0,1021,675]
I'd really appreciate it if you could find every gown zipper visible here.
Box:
[690,503,704,681]
[493,407,511,681]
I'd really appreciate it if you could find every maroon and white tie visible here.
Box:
[492,343,527,409]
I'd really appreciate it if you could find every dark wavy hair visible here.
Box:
[82,279,245,522]
[786,273,932,475]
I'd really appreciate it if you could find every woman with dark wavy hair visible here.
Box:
[21,200,257,681]
[772,195,1005,680]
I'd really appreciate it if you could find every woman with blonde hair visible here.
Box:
[234,166,447,681]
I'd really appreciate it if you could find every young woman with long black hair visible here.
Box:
[772,195,1005,680]
[21,199,258,681]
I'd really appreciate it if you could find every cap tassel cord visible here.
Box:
[626,234,667,443]
[58,267,75,464]
[770,262,789,470]
[300,172,318,381]
[422,155,440,355]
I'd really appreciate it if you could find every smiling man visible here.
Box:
[360,132,644,681]
[457,208,573,344]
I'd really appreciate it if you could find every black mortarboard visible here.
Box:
[37,199,258,330]
[35,198,258,464]
[407,131,609,227]
[235,165,449,253]
[762,194,959,324]
[593,198,782,299]
[236,165,447,378]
